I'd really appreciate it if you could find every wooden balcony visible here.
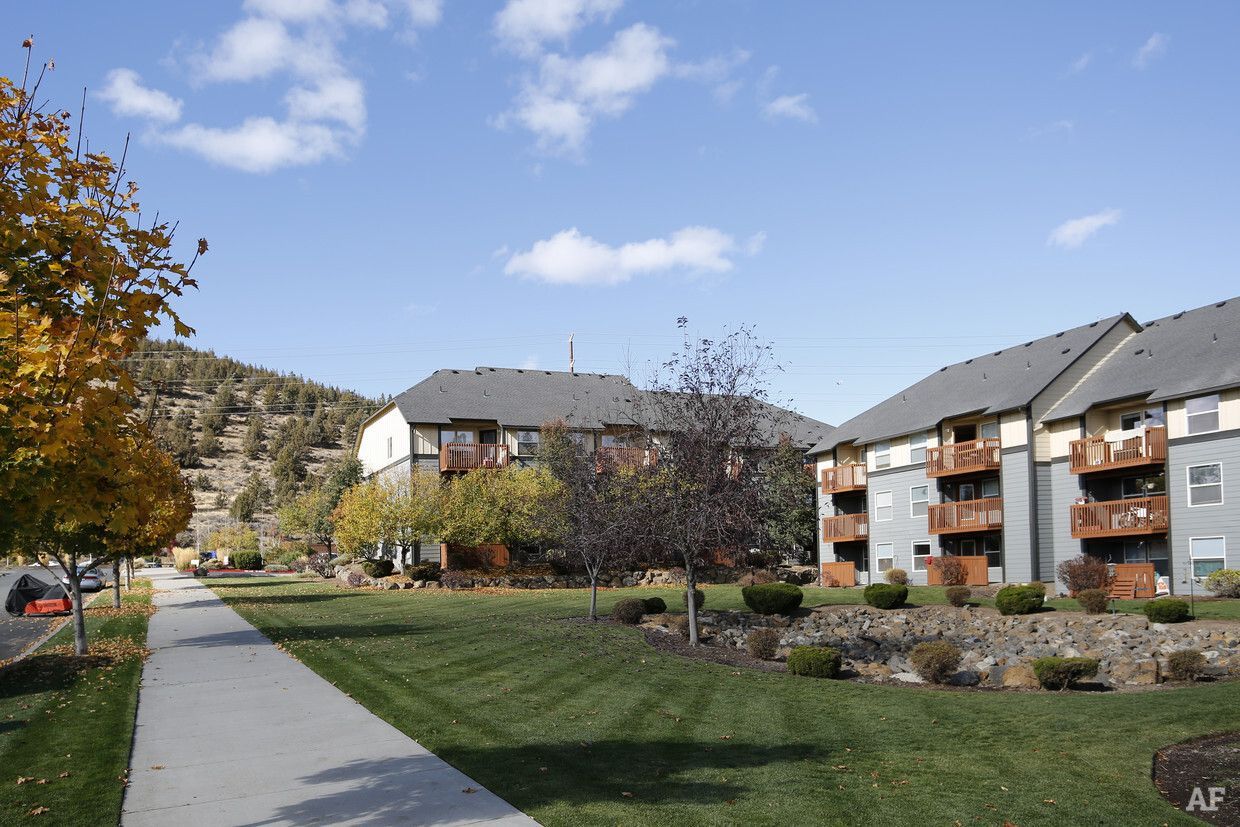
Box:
[596,446,658,471]
[821,513,869,543]
[1070,495,1168,539]
[927,497,1004,534]
[439,442,509,472]
[926,438,1001,478]
[820,464,867,495]
[1069,426,1167,475]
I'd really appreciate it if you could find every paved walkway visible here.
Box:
[123,571,538,827]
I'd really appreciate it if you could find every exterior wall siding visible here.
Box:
[866,464,938,586]
[1000,448,1034,581]
[357,404,412,477]
[1043,458,1084,591]
[1167,429,1240,587]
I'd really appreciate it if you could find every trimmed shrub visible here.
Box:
[995,585,1045,616]
[737,570,778,587]
[642,596,667,614]
[945,586,971,607]
[361,559,395,579]
[203,559,224,570]
[787,646,842,678]
[1076,588,1109,614]
[1032,656,1099,690]
[1057,554,1111,594]
[1203,568,1240,598]
[863,583,908,609]
[610,598,647,625]
[683,588,705,610]
[668,614,690,637]
[1165,649,1207,682]
[406,561,442,582]
[934,556,969,587]
[746,628,780,660]
[885,568,909,586]
[1144,598,1191,624]
[910,641,962,684]
[742,582,804,615]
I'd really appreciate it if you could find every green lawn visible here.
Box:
[0,593,151,825]
[212,579,1238,826]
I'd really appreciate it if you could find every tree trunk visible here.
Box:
[413,541,422,565]
[588,572,599,621]
[112,559,122,608]
[686,564,699,647]
[69,574,88,656]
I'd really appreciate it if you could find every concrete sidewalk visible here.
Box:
[123,571,538,827]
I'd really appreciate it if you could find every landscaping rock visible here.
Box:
[891,671,925,684]
[1001,664,1040,689]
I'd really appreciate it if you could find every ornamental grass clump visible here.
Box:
[746,628,780,660]
[910,641,962,684]
[1076,588,1109,615]
[885,568,909,585]
[1165,649,1207,682]
[945,586,971,607]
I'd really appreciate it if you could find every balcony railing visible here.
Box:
[926,438,1001,477]
[1070,495,1169,539]
[596,446,658,471]
[821,513,869,543]
[1069,426,1167,475]
[820,464,867,495]
[927,497,1004,534]
[439,442,509,472]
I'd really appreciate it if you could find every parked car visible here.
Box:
[61,566,104,592]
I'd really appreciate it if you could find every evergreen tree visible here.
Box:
[242,414,266,458]
[198,428,222,459]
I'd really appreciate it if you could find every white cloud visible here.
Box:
[744,231,766,256]
[1027,119,1074,140]
[494,0,623,56]
[160,117,345,173]
[195,17,301,82]
[1134,33,1168,68]
[399,0,443,27]
[344,0,390,27]
[1067,52,1091,75]
[243,0,336,23]
[285,75,367,131]
[1047,208,1121,249]
[97,69,183,123]
[763,93,817,123]
[505,226,740,286]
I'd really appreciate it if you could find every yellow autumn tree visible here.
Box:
[440,466,563,549]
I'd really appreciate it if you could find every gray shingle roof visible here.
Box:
[809,314,1131,455]
[1044,296,1240,422]
[387,367,833,449]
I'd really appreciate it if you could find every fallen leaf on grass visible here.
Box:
[58,773,70,779]
[28,806,49,816]
[16,777,34,785]
[1043,799,1056,805]
[621,792,634,798]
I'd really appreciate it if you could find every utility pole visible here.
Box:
[569,333,575,373]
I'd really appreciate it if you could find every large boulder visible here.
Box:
[1000,663,1040,689]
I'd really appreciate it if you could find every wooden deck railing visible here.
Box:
[927,497,1004,534]
[595,446,658,471]
[926,555,990,586]
[1069,426,1167,475]
[820,464,867,495]
[439,442,510,472]
[820,561,858,587]
[926,438,1001,477]
[821,513,869,543]
[1070,495,1169,539]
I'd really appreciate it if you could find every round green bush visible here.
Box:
[642,596,667,614]
[1031,656,1099,690]
[1203,569,1240,598]
[910,641,962,683]
[787,646,842,678]
[1165,649,1207,681]
[230,550,264,570]
[742,582,804,615]
[1076,588,1109,614]
[885,568,909,585]
[683,588,705,609]
[995,585,1045,616]
[405,562,441,582]
[863,583,908,609]
[361,559,395,579]
[746,628,780,660]
[610,598,647,624]
[1144,597,1191,624]
[945,586,971,608]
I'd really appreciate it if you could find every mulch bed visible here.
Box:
[1154,731,1240,823]
[640,626,788,673]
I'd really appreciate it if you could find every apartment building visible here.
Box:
[356,366,832,479]
[811,296,1238,595]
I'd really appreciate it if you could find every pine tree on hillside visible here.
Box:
[242,415,266,458]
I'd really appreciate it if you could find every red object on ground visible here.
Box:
[25,598,72,616]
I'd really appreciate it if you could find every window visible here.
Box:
[442,428,473,444]
[874,491,893,522]
[912,540,931,571]
[909,431,927,464]
[980,420,1000,440]
[876,542,894,572]
[873,440,891,470]
[567,431,588,447]
[517,430,540,456]
[1187,463,1223,506]
[386,436,393,458]
[1121,406,1165,431]
[1121,473,1165,499]
[983,534,1002,568]
[981,477,1000,499]
[910,485,929,517]
[601,433,631,448]
[1186,394,1221,435]
[1190,537,1226,578]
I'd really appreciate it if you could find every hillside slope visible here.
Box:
[132,340,381,526]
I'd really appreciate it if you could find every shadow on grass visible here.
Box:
[239,740,826,826]
[0,653,114,700]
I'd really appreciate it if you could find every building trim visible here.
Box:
[367,454,412,478]
[1167,427,1240,448]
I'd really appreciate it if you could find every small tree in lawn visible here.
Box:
[759,435,816,560]
[633,322,781,646]
[380,468,443,565]
[440,466,562,562]
[278,487,337,556]
[540,420,645,620]
[333,479,386,559]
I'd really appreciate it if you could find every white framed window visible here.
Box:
[1186,394,1221,435]
[517,430,540,456]
[912,540,931,571]
[910,485,929,517]
[1187,463,1223,507]
[1190,537,1226,578]
[874,491,893,522]
[442,428,474,444]
[876,542,894,572]
[909,431,927,464]
[1121,407,1165,431]
[980,420,1000,440]
[983,534,1002,568]
[386,436,393,458]
[981,477,1001,499]
[873,440,891,470]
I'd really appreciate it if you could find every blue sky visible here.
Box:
[11,1,1240,425]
